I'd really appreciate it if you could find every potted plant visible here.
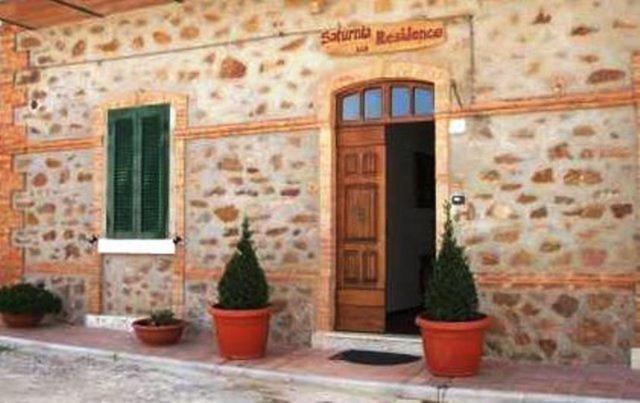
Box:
[0,283,62,328]
[132,309,186,346]
[208,217,270,360]
[415,203,491,377]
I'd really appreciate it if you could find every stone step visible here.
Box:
[311,331,423,356]
[84,314,140,332]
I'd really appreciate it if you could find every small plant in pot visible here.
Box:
[208,217,270,360]
[132,309,186,346]
[415,203,491,377]
[0,283,62,328]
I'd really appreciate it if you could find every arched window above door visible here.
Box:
[337,81,434,126]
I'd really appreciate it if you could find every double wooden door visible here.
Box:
[336,125,386,332]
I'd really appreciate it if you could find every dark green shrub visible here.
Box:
[217,217,269,310]
[423,203,481,322]
[149,309,178,326]
[0,283,62,315]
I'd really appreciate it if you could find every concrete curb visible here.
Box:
[0,335,632,403]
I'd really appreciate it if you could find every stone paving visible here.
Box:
[0,348,395,403]
[1,323,639,402]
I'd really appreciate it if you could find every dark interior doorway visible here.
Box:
[385,121,436,335]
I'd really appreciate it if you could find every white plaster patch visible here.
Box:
[84,314,140,332]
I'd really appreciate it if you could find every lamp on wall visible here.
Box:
[451,194,466,206]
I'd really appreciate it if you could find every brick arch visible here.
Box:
[313,62,452,332]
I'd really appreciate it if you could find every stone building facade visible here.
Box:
[0,0,639,365]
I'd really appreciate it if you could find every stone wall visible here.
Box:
[481,288,635,365]
[473,0,639,100]
[12,150,95,264]
[13,2,474,140]
[450,106,637,364]
[12,0,640,142]
[453,107,637,274]
[102,256,173,315]
[0,0,638,364]
[185,130,320,271]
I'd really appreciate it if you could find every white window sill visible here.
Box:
[97,239,175,255]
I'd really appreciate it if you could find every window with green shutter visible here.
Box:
[107,104,169,239]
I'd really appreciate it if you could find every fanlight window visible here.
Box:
[391,86,410,117]
[414,87,434,116]
[364,88,382,119]
[338,81,434,125]
[342,93,360,121]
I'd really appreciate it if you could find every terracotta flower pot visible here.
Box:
[1,312,44,328]
[209,305,271,360]
[415,314,491,377]
[132,319,186,346]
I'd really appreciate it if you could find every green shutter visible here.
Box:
[107,110,137,238]
[138,105,169,239]
[107,105,169,239]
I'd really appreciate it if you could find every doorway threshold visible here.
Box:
[311,331,422,356]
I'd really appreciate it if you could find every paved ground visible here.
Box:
[2,324,639,402]
[0,347,405,403]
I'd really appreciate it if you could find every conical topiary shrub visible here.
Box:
[423,202,480,322]
[416,202,490,377]
[217,217,269,310]
[210,217,272,359]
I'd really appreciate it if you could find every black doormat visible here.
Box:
[330,349,421,366]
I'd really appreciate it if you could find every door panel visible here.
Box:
[335,305,385,331]
[336,126,386,333]
[343,185,378,241]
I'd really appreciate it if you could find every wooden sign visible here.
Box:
[321,20,446,56]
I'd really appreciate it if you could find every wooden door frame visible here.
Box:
[314,62,452,333]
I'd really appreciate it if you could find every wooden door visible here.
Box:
[336,126,386,332]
